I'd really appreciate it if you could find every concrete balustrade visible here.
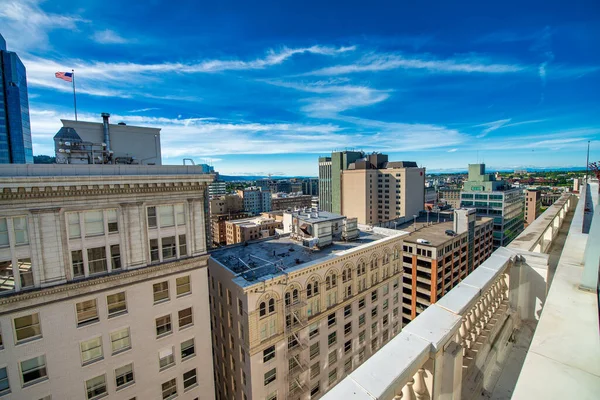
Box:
[322,193,577,400]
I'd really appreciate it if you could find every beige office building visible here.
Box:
[0,165,215,400]
[271,195,312,212]
[225,217,283,245]
[208,212,411,400]
[524,189,542,226]
[341,155,425,225]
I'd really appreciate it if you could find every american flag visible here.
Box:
[55,71,73,82]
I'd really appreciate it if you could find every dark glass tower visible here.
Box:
[0,34,33,164]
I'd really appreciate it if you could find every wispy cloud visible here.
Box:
[474,119,511,138]
[92,29,130,44]
[447,148,458,152]
[0,0,88,51]
[306,53,525,76]
[127,107,161,113]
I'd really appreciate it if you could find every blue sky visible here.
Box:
[1,0,599,176]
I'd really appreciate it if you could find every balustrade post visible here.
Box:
[459,318,468,355]
[468,310,477,343]
[402,378,417,400]
[414,368,430,400]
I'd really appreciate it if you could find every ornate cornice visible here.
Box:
[0,254,210,313]
[0,181,208,201]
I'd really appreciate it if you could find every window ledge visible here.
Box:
[22,376,49,389]
[108,311,128,319]
[82,356,104,367]
[159,363,176,372]
[116,381,135,392]
[77,319,100,329]
[176,292,192,299]
[181,354,196,363]
[111,346,132,356]
[179,324,194,331]
[153,299,170,306]
[184,383,199,393]
[15,335,43,346]
[156,331,173,340]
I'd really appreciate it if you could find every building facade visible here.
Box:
[0,34,33,164]
[318,157,332,212]
[524,189,542,226]
[238,188,272,214]
[208,182,227,199]
[460,164,524,248]
[59,115,162,165]
[271,195,312,212]
[340,155,425,226]
[438,188,461,209]
[208,227,408,400]
[301,179,318,196]
[0,165,215,400]
[225,217,283,245]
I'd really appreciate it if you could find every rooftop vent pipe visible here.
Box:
[101,113,111,152]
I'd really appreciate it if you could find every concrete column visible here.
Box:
[432,341,463,400]
[120,202,146,267]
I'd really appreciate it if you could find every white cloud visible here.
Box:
[307,53,525,76]
[447,148,458,152]
[474,119,511,138]
[92,29,129,44]
[0,0,88,51]
[128,107,161,113]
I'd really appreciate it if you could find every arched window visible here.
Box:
[314,281,319,294]
[285,292,291,306]
[342,270,347,282]
[259,302,266,317]
[292,289,299,303]
[307,283,313,297]
[268,298,275,313]
[326,276,331,290]
[331,274,337,287]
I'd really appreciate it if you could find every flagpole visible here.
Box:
[72,69,78,121]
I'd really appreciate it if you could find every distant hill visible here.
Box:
[218,175,316,181]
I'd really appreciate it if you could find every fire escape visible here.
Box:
[284,290,308,399]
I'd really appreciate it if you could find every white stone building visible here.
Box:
[0,164,215,400]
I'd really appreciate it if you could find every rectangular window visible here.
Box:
[383,314,389,327]
[383,299,389,311]
[159,205,175,227]
[0,218,7,246]
[328,350,337,365]
[309,323,319,339]
[0,367,8,395]
[344,357,352,373]
[371,306,378,318]
[359,313,365,327]
[85,374,107,399]
[13,217,28,245]
[178,234,187,256]
[110,245,121,270]
[20,355,47,386]
[371,290,377,302]
[344,304,352,318]
[14,313,42,342]
[150,239,159,262]
[264,368,276,386]
[328,331,337,347]
[310,362,320,379]
[153,281,169,303]
[72,250,84,278]
[159,347,175,370]
[115,363,134,389]
[156,315,172,337]
[181,338,195,359]
[310,342,320,360]
[111,327,131,354]
[87,247,107,275]
[76,300,99,326]
[175,204,186,225]
[371,337,378,352]
[359,330,365,344]
[327,312,336,328]
[344,340,351,354]
[359,349,365,363]
[358,297,365,310]
[328,368,337,385]
[68,213,81,239]
[107,209,118,233]
[176,276,191,296]
[147,207,157,228]
[162,236,177,260]
[263,345,275,363]
[84,211,104,237]
[0,260,14,293]
[178,308,193,329]
[161,378,177,399]
[106,292,127,317]
[80,336,103,364]
[311,383,320,396]
[344,321,352,336]
[183,368,197,390]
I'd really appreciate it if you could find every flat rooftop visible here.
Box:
[210,230,393,287]
[0,164,217,178]
[398,217,492,247]
[291,210,346,224]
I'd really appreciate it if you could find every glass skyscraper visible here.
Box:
[0,34,33,164]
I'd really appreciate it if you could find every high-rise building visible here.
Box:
[0,164,215,400]
[524,189,542,226]
[302,178,319,196]
[460,164,524,248]
[208,181,227,198]
[395,209,493,324]
[340,154,425,225]
[237,187,272,214]
[318,151,364,213]
[271,194,313,211]
[0,34,33,164]
[208,214,407,400]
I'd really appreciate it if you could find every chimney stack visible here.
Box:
[101,113,111,152]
